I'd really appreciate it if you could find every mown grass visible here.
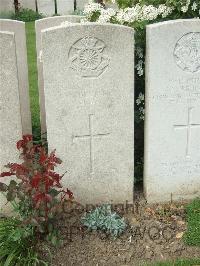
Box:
[25,21,41,140]
[184,198,200,246]
[146,258,200,266]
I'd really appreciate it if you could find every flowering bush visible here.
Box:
[81,0,199,181]
[0,135,73,244]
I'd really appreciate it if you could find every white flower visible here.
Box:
[106,8,116,17]
[136,93,145,105]
[84,1,198,26]
[138,93,144,101]
[136,98,141,105]
[97,8,116,23]
[139,106,145,120]
[158,4,174,18]
[140,5,159,21]
[191,2,197,11]
[116,5,141,23]
[135,60,144,76]
[98,14,111,23]
[136,47,143,59]
[116,9,125,23]
[181,5,188,13]
[181,0,191,13]
[83,3,103,15]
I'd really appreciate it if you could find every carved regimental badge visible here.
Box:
[174,32,200,73]
[69,36,110,78]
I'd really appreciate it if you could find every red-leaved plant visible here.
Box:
[0,135,73,241]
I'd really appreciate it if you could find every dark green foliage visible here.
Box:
[81,204,127,237]
[11,8,43,22]
[0,218,47,266]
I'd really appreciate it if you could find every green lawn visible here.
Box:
[184,198,200,246]
[25,21,41,140]
[147,258,200,266]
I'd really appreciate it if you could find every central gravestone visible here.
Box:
[42,23,134,204]
[144,19,200,203]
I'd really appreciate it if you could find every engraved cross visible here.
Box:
[174,107,200,157]
[73,114,110,174]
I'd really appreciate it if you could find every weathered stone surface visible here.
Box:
[0,31,23,214]
[42,23,135,204]
[0,19,32,134]
[37,0,55,16]
[0,0,14,12]
[19,0,36,10]
[76,0,89,11]
[57,0,74,14]
[35,15,84,135]
[144,19,200,203]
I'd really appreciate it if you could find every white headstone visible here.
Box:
[42,23,135,204]
[76,0,88,11]
[0,31,23,214]
[35,15,84,136]
[144,19,200,203]
[57,0,74,14]
[0,20,32,135]
[37,0,55,16]
[0,0,14,12]
[19,0,36,10]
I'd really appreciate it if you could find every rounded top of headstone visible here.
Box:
[146,18,199,29]
[42,22,135,34]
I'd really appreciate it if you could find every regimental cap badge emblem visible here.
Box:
[174,32,200,73]
[69,36,110,78]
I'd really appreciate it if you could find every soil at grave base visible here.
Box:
[40,195,200,266]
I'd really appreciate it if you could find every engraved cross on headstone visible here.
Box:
[73,114,110,174]
[174,107,200,157]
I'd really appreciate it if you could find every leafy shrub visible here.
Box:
[0,218,47,265]
[81,204,127,237]
[11,8,43,22]
[0,135,73,245]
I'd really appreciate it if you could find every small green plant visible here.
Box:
[11,8,43,22]
[81,204,127,237]
[0,135,73,246]
[0,218,47,265]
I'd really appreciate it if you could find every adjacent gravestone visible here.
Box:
[19,0,36,10]
[144,19,200,203]
[57,0,74,14]
[76,0,89,11]
[0,0,14,12]
[0,20,32,135]
[37,0,55,16]
[0,31,23,214]
[42,23,135,204]
[35,15,84,136]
